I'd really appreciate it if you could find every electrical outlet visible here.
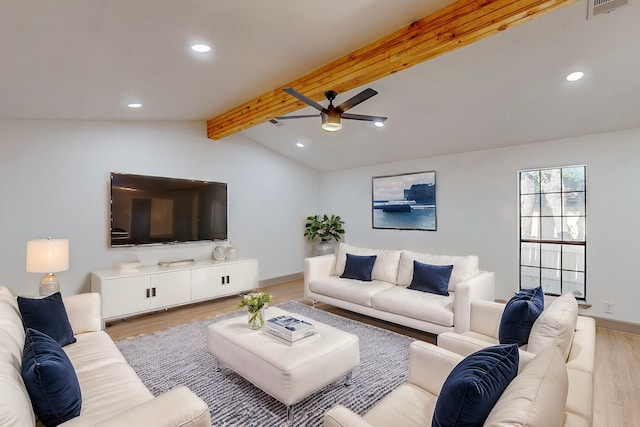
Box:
[604,302,614,314]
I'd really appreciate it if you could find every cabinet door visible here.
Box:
[224,261,259,295]
[149,270,191,309]
[101,275,151,319]
[191,265,227,301]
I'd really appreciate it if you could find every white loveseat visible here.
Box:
[304,243,495,334]
[0,285,211,427]
[324,341,571,427]
[437,294,595,426]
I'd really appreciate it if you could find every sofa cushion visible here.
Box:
[397,251,478,291]
[18,292,76,347]
[21,328,82,427]
[484,346,568,427]
[309,277,394,307]
[527,293,578,360]
[499,286,544,346]
[407,261,452,296]
[334,243,401,283]
[432,343,519,427]
[371,287,454,327]
[340,254,377,281]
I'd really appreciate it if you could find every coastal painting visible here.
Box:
[372,171,436,231]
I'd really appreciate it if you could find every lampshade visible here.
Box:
[26,239,69,273]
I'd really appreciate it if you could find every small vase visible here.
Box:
[315,240,334,256]
[248,306,266,329]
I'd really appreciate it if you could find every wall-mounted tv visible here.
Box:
[110,173,227,247]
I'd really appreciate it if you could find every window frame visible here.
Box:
[518,165,587,300]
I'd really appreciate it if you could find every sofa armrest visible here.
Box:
[85,387,211,427]
[566,316,596,374]
[438,332,536,373]
[408,341,463,395]
[63,293,102,334]
[453,271,495,333]
[324,405,374,427]
[469,300,505,338]
[304,255,336,299]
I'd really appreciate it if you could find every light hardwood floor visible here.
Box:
[106,280,639,427]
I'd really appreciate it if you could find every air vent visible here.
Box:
[588,0,630,18]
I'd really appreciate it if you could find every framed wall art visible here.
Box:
[372,171,436,231]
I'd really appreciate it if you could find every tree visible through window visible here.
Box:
[519,166,586,299]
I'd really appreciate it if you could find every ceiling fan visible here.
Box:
[272,87,387,132]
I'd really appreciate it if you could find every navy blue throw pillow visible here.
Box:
[432,344,519,427]
[22,328,82,427]
[340,253,377,281]
[18,292,76,347]
[407,261,453,296]
[499,286,544,346]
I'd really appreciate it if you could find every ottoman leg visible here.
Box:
[344,371,353,386]
[286,405,294,426]
[215,358,221,372]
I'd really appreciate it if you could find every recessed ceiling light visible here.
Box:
[127,103,142,108]
[374,121,385,128]
[191,44,211,53]
[296,142,305,148]
[566,71,584,82]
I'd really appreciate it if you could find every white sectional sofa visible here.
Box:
[437,294,595,426]
[0,285,211,427]
[304,243,495,334]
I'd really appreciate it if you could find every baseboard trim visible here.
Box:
[593,316,640,335]
[258,272,303,288]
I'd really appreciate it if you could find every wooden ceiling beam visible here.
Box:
[207,0,579,140]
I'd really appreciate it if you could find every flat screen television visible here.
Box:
[110,173,227,246]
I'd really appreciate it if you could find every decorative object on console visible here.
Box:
[304,214,345,256]
[212,245,226,260]
[238,292,272,329]
[225,245,237,259]
[372,170,437,231]
[26,238,69,296]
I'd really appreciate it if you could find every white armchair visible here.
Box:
[437,296,595,427]
[324,341,569,427]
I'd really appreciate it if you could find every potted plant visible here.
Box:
[304,214,345,255]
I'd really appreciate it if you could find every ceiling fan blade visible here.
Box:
[273,114,319,120]
[283,88,325,112]
[335,88,378,113]
[341,113,387,122]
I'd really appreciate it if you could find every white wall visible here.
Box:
[0,120,319,296]
[320,128,640,324]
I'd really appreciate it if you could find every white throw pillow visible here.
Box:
[527,293,578,360]
[484,346,568,427]
[396,250,479,291]
[333,243,401,284]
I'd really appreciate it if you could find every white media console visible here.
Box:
[90,257,258,322]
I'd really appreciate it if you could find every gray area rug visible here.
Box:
[115,301,415,426]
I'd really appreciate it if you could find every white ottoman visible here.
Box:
[207,307,360,424]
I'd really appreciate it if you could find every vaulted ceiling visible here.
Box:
[2,0,639,172]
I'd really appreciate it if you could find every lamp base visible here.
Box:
[39,273,60,296]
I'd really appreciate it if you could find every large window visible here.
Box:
[519,166,586,300]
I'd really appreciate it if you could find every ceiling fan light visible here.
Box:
[374,121,384,128]
[321,111,342,132]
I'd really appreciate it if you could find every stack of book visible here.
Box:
[265,315,317,344]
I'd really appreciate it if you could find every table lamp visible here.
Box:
[26,238,69,296]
